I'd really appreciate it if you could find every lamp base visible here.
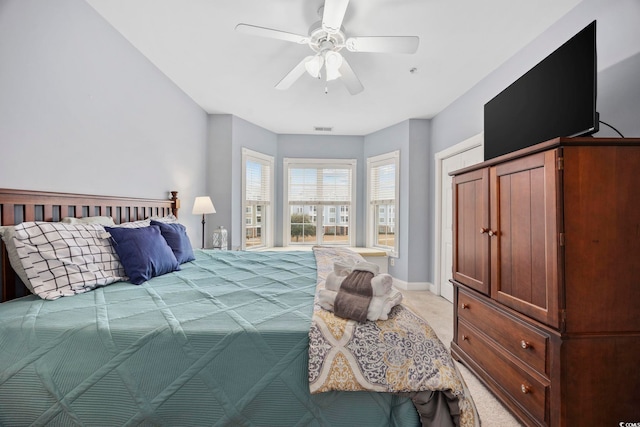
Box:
[201,214,206,249]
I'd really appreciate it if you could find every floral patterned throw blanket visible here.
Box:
[309,247,480,427]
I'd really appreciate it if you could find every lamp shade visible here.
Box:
[324,51,343,81]
[305,55,324,79]
[192,196,216,215]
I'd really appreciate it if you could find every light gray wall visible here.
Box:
[431,0,640,152]
[364,121,409,278]
[595,51,640,138]
[364,119,430,284]
[427,0,640,285]
[231,116,278,249]
[206,114,277,249]
[0,0,208,246]
[206,114,233,248]
[407,119,431,284]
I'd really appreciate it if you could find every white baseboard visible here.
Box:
[392,278,431,291]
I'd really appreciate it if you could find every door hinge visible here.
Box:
[557,157,564,170]
[561,309,567,331]
[559,232,565,246]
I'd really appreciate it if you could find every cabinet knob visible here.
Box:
[520,340,532,350]
[462,335,469,341]
[479,227,489,234]
[521,384,531,394]
[461,303,470,309]
[488,229,498,237]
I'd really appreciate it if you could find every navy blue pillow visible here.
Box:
[150,220,195,264]
[105,225,179,285]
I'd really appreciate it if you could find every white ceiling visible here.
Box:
[86,0,582,136]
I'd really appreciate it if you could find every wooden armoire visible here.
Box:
[450,137,640,426]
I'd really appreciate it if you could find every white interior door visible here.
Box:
[439,146,483,302]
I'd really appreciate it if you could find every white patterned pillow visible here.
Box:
[13,222,126,300]
[61,216,116,226]
[108,215,176,228]
[149,214,178,223]
[0,225,35,293]
[110,219,151,228]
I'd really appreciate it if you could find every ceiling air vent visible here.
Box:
[314,127,333,132]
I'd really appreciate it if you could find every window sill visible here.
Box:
[259,246,388,273]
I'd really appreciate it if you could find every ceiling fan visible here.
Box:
[235,0,419,95]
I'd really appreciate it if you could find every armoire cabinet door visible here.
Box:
[452,168,490,294]
[490,149,561,328]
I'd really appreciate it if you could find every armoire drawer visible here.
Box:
[457,320,548,423]
[457,288,548,375]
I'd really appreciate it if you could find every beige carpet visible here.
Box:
[400,289,524,427]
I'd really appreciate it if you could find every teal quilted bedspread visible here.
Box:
[0,250,419,426]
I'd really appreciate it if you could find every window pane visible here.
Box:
[375,203,395,248]
[288,167,352,203]
[245,203,265,248]
[322,169,351,201]
[246,160,271,202]
[323,204,349,244]
[290,205,317,243]
[371,163,396,202]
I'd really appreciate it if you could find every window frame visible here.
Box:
[283,157,357,247]
[242,148,274,250]
[367,150,399,256]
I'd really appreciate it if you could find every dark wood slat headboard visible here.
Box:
[0,188,180,302]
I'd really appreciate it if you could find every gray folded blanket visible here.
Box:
[333,269,374,322]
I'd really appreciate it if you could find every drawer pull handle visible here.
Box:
[461,303,470,309]
[521,384,531,394]
[520,340,532,350]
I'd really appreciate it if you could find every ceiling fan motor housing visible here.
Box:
[308,20,346,53]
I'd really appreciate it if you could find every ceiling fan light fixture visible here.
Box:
[325,66,341,81]
[324,51,343,81]
[236,0,418,95]
[305,55,324,78]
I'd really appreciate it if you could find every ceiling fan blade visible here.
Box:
[346,36,419,54]
[275,56,313,90]
[322,0,349,34]
[235,23,309,44]
[338,57,364,95]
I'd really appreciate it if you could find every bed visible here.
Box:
[0,188,478,426]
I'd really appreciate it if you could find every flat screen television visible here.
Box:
[484,21,598,161]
